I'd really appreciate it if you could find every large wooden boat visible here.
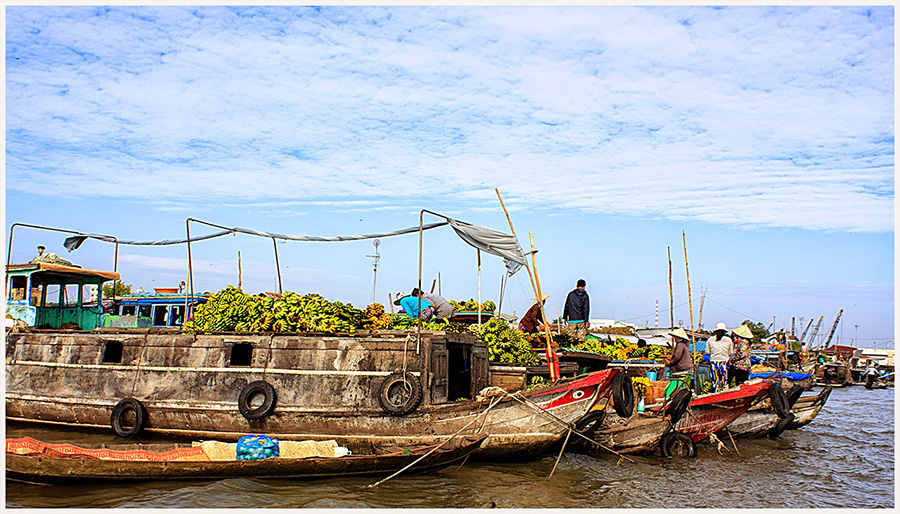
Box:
[5,434,487,484]
[814,361,854,387]
[6,325,622,459]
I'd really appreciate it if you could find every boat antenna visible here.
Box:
[367,239,381,305]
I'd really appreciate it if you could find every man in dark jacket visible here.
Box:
[562,279,590,339]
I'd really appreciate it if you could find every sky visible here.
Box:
[4,5,895,348]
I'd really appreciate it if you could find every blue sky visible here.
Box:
[4,5,894,347]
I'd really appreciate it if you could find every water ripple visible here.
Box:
[6,386,894,508]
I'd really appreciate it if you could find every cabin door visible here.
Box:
[430,344,449,404]
[447,343,473,401]
[470,344,489,394]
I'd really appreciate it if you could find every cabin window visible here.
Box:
[120,305,136,316]
[44,285,60,306]
[171,305,186,326]
[82,284,98,307]
[138,305,152,319]
[229,343,253,366]
[64,284,80,307]
[152,305,169,326]
[102,342,124,363]
[9,276,27,301]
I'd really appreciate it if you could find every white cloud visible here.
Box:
[5,5,893,233]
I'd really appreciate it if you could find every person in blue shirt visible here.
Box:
[394,289,434,320]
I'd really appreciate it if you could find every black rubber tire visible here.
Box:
[611,372,634,418]
[110,398,147,438]
[574,410,607,437]
[378,372,423,416]
[768,382,790,419]
[663,388,692,424]
[785,385,804,408]
[238,380,277,420]
[768,412,796,437]
[660,432,697,458]
[571,410,607,450]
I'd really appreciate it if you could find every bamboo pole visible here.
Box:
[477,249,482,328]
[668,246,674,329]
[683,232,695,352]
[237,251,242,290]
[530,232,558,381]
[495,189,537,295]
[494,189,556,380]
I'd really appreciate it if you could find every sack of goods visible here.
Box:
[236,434,280,461]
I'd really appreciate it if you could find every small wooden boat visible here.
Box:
[786,386,832,430]
[574,389,691,456]
[582,414,673,455]
[5,434,487,484]
[669,379,773,444]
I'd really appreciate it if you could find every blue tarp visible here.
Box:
[749,371,811,380]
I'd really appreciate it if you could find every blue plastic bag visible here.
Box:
[236,434,280,461]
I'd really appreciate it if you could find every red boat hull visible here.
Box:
[674,380,772,443]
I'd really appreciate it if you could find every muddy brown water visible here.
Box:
[5,386,894,508]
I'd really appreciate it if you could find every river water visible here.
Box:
[5,385,895,509]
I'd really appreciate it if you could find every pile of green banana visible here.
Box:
[470,318,539,365]
[183,286,364,334]
[448,299,496,312]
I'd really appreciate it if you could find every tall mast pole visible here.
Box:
[667,246,674,329]
[683,232,695,352]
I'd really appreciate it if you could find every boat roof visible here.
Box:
[6,263,120,281]
[119,292,207,304]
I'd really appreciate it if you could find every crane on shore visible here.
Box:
[806,316,825,346]
[799,318,814,342]
[821,309,844,349]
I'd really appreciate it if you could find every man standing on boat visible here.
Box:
[706,322,733,391]
[562,279,590,339]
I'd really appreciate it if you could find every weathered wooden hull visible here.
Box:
[5,434,487,484]
[674,380,771,443]
[585,414,673,455]
[6,329,617,459]
[716,409,778,439]
[787,386,832,430]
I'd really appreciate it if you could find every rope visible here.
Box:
[506,392,636,463]
[365,394,505,489]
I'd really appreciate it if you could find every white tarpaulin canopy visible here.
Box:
[445,218,526,276]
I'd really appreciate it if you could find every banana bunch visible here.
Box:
[448,299,496,312]
[359,303,393,330]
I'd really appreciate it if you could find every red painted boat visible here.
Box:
[670,379,773,443]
